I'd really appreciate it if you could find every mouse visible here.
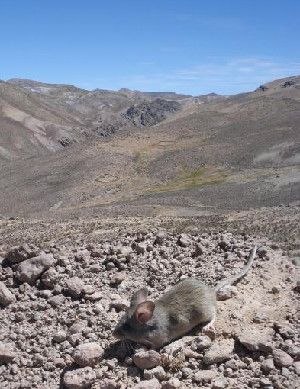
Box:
[113,246,257,349]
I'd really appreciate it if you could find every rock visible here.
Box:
[294,280,300,293]
[294,361,300,376]
[69,321,88,335]
[132,243,146,255]
[192,243,203,257]
[73,342,103,367]
[163,336,195,356]
[261,358,275,373]
[109,295,129,311]
[4,244,36,265]
[48,294,65,307]
[218,240,229,251]
[133,349,161,369]
[212,377,227,389]
[0,343,15,364]
[216,285,237,301]
[161,378,181,389]
[98,379,118,389]
[0,281,15,306]
[144,366,167,381]
[65,277,85,298]
[192,335,212,351]
[15,253,56,284]
[63,367,96,389]
[132,378,161,389]
[194,370,216,383]
[41,268,58,289]
[238,328,274,353]
[273,349,293,367]
[154,232,166,245]
[110,272,126,286]
[291,257,300,267]
[257,246,268,258]
[177,234,190,247]
[53,330,67,343]
[203,338,234,365]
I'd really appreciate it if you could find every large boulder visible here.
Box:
[0,281,15,307]
[15,253,56,284]
[73,342,103,367]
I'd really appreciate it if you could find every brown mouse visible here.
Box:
[113,246,257,349]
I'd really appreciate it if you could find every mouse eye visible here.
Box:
[122,323,131,331]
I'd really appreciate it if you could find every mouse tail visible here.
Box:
[215,245,257,291]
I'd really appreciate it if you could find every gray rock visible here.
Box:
[212,377,227,389]
[53,330,67,343]
[192,243,203,257]
[261,358,275,373]
[144,366,167,381]
[161,378,181,389]
[63,367,96,389]
[41,268,58,289]
[98,379,118,389]
[65,277,85,298]
[73,342,103,367]
[257,246,268,258]
[48,294,65,307]
[133,349,161,369]
[273,349,293,367]
[191,335,212,351]
[216,285,237,301]
[0,343,15,364]
[0,281,15,306]
[194,370,216,383]
[4,244,36,265]
[16,253,56,284]
[203,338,234,365]
[110,272,126,286]
[238,328,274,353]
[177,234,190,247]
[132,378,161,389]
[294,361,300,376]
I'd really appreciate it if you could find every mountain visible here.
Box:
[0,75,299,218]
[0,79,192,160]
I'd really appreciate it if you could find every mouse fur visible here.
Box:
[114,245,257,349]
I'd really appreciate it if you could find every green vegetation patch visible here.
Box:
[148,166,227,194]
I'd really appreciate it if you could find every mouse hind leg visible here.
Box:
[202,308,216,336]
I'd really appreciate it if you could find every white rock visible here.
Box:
[133,350,161,369]
[161,378,181,389]
[203,338,234,365]
[0,343,16,364]
[273,349,293,367]
[66,277,85,298]
[16,253,55,284]
[0,281,15,306]
[73,342,103,367]
[194,370,216,383]
[132,378,161,389]
[63,367,96,389]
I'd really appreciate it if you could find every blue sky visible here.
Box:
[1,0,299,95]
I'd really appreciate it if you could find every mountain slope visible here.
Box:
[0,76,299,218]
[0,79,190,159]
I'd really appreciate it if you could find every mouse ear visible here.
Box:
[130,287,148,307]
[135,301,155,323]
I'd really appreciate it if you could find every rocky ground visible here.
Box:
[0,222,299,389]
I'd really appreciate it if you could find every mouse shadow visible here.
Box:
[103,340,136,361]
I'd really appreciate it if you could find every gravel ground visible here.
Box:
[0,225,299,388]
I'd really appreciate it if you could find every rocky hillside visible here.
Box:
[0,75,299,219]
[0,79,191,160]
[0,225,299,389]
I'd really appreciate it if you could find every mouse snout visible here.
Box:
[113,325,124,339]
